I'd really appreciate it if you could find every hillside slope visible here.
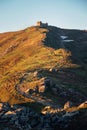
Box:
[0,24,87,107]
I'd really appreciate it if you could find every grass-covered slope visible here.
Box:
[0,25,87,106]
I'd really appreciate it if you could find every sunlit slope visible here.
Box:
[0,26,71,82]
[0,25,87,104]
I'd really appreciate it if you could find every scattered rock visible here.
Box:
[0,101,87,130]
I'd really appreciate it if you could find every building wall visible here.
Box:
[36,21,48,27]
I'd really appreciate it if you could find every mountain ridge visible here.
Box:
[0,23,87,129]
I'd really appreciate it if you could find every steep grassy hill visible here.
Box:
[0,24,87,108]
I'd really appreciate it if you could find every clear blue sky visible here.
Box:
[0,0,87,32]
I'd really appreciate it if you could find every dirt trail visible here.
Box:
[15,84,60,109]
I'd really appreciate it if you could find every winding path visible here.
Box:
[15,83,60,109]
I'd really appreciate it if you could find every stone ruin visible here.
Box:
[36,21,48,27]
[27,78,50,94]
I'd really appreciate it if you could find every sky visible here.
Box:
[0,0,87,32]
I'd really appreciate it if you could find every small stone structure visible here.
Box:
[36,21,48,27]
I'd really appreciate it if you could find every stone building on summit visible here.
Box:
[36,21,48,27]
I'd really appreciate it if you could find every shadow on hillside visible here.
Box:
[42,26,87,100]
[43,26,87,66]
[44,26,62,49]
[38,67,87,105]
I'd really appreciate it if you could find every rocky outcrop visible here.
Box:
[0,102,87,130]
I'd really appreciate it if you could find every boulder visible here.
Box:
[78,101,87,109]
[0,102,10,112]
[49,68,53,72]
[64,101,73,110]
[38,85,46,93]
[33,71,38,77]
[0,102,3,111]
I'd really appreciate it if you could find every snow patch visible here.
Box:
[63,40,74,42]
[60,35,68,39]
